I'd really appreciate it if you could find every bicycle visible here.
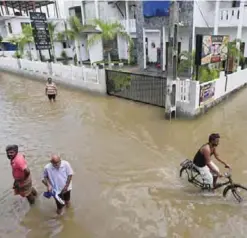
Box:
[179,159,247,203]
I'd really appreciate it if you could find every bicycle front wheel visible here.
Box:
[223,184,247,203]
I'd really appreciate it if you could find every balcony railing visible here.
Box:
[219,7,247,27]
[86,18,136,33]
[119,19,136,33]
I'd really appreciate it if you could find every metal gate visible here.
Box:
[106,70,167,107]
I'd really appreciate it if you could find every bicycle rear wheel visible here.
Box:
[223,184,247,203]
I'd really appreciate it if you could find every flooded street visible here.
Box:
[1,71,247,238]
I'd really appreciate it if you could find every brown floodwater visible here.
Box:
[0,71,247,238]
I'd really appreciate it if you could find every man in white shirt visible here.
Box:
[42,155,73,215]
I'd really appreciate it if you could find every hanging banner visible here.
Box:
[199,81,216,106]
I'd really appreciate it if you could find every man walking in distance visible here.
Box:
[42,155,74,215]
[45,77,57,102]
[6,145,37,205]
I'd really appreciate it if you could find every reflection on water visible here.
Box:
[0,72,247,238]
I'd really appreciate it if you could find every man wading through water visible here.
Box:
[6,145,37,205]
[42,155,73,215]
[193,133,231,189]
[45,77,57,102]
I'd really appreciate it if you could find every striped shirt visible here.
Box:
[46,83,57,95]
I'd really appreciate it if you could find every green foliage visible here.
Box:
[198,66,220,83]
[5,24,33,58]
[110,72,131,92]
[87,19,133,65]
[13,51,22,59]
[178,48,223,82]
[63,16,87,65]
[60,50,69,65]
[227,39,245,71]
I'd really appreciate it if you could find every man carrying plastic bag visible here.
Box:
[42,155,74,215]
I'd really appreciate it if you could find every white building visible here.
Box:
[59,0,247,68]
[0,0,73,61]
[194,0,247,54]
[1,0,246,66]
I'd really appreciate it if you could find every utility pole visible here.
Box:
[165,0,179,119]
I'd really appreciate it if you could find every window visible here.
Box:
[69,6,82,23]
[232,1,240,8]
[7,23,12,34]
[21,22,30,30]
[62,42,68,49]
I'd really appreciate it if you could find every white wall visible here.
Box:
[177,68,247,117]
[193,0,215,28]
[3,17,65,37]
[87,34,103,63]
[79,36,89,61]
[0,57,106,94]
[98,1,124,21]
[117,35,128,60]
[0,22,8,38]
[84,1,97,22]
[178,27,190,52]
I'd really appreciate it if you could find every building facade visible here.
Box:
[1,0,246,67]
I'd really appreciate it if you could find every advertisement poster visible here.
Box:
[201,35,229,65]
[199,82,216,106]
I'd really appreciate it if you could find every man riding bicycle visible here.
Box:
[193,133,231,189]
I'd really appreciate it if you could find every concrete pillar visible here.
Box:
[237,0,245,40]
[125,1,129,33]
[162,26,166,71]
[213,0,220,35]
[143,28,146,69]
[95,0,99,19]
[81,1,85,24]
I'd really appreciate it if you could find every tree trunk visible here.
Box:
[28,43,32,61]
[52,42,57,63]
[77,40,82,66]
[74,40,80,66]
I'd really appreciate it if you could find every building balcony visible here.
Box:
[106,18,136,33]
[86,18,136,33]
[219,7,247,27]
[119,19,136,33]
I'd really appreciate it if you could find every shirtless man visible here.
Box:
[193,133,230,189]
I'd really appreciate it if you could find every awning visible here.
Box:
[82,25,101,34]
[0,1,54,11]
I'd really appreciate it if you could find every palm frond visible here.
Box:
[118,31,133,45]
[87,34,102,48]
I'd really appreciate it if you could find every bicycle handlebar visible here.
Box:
[223,168,232,178]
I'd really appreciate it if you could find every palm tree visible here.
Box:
[87,19,133,67]
[65,16,87,66]
[6,35,24,58]
[22,24,33,60]
[48,22,59,62]
[5,24,33,59]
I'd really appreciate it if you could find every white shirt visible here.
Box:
[43,160,74,193]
